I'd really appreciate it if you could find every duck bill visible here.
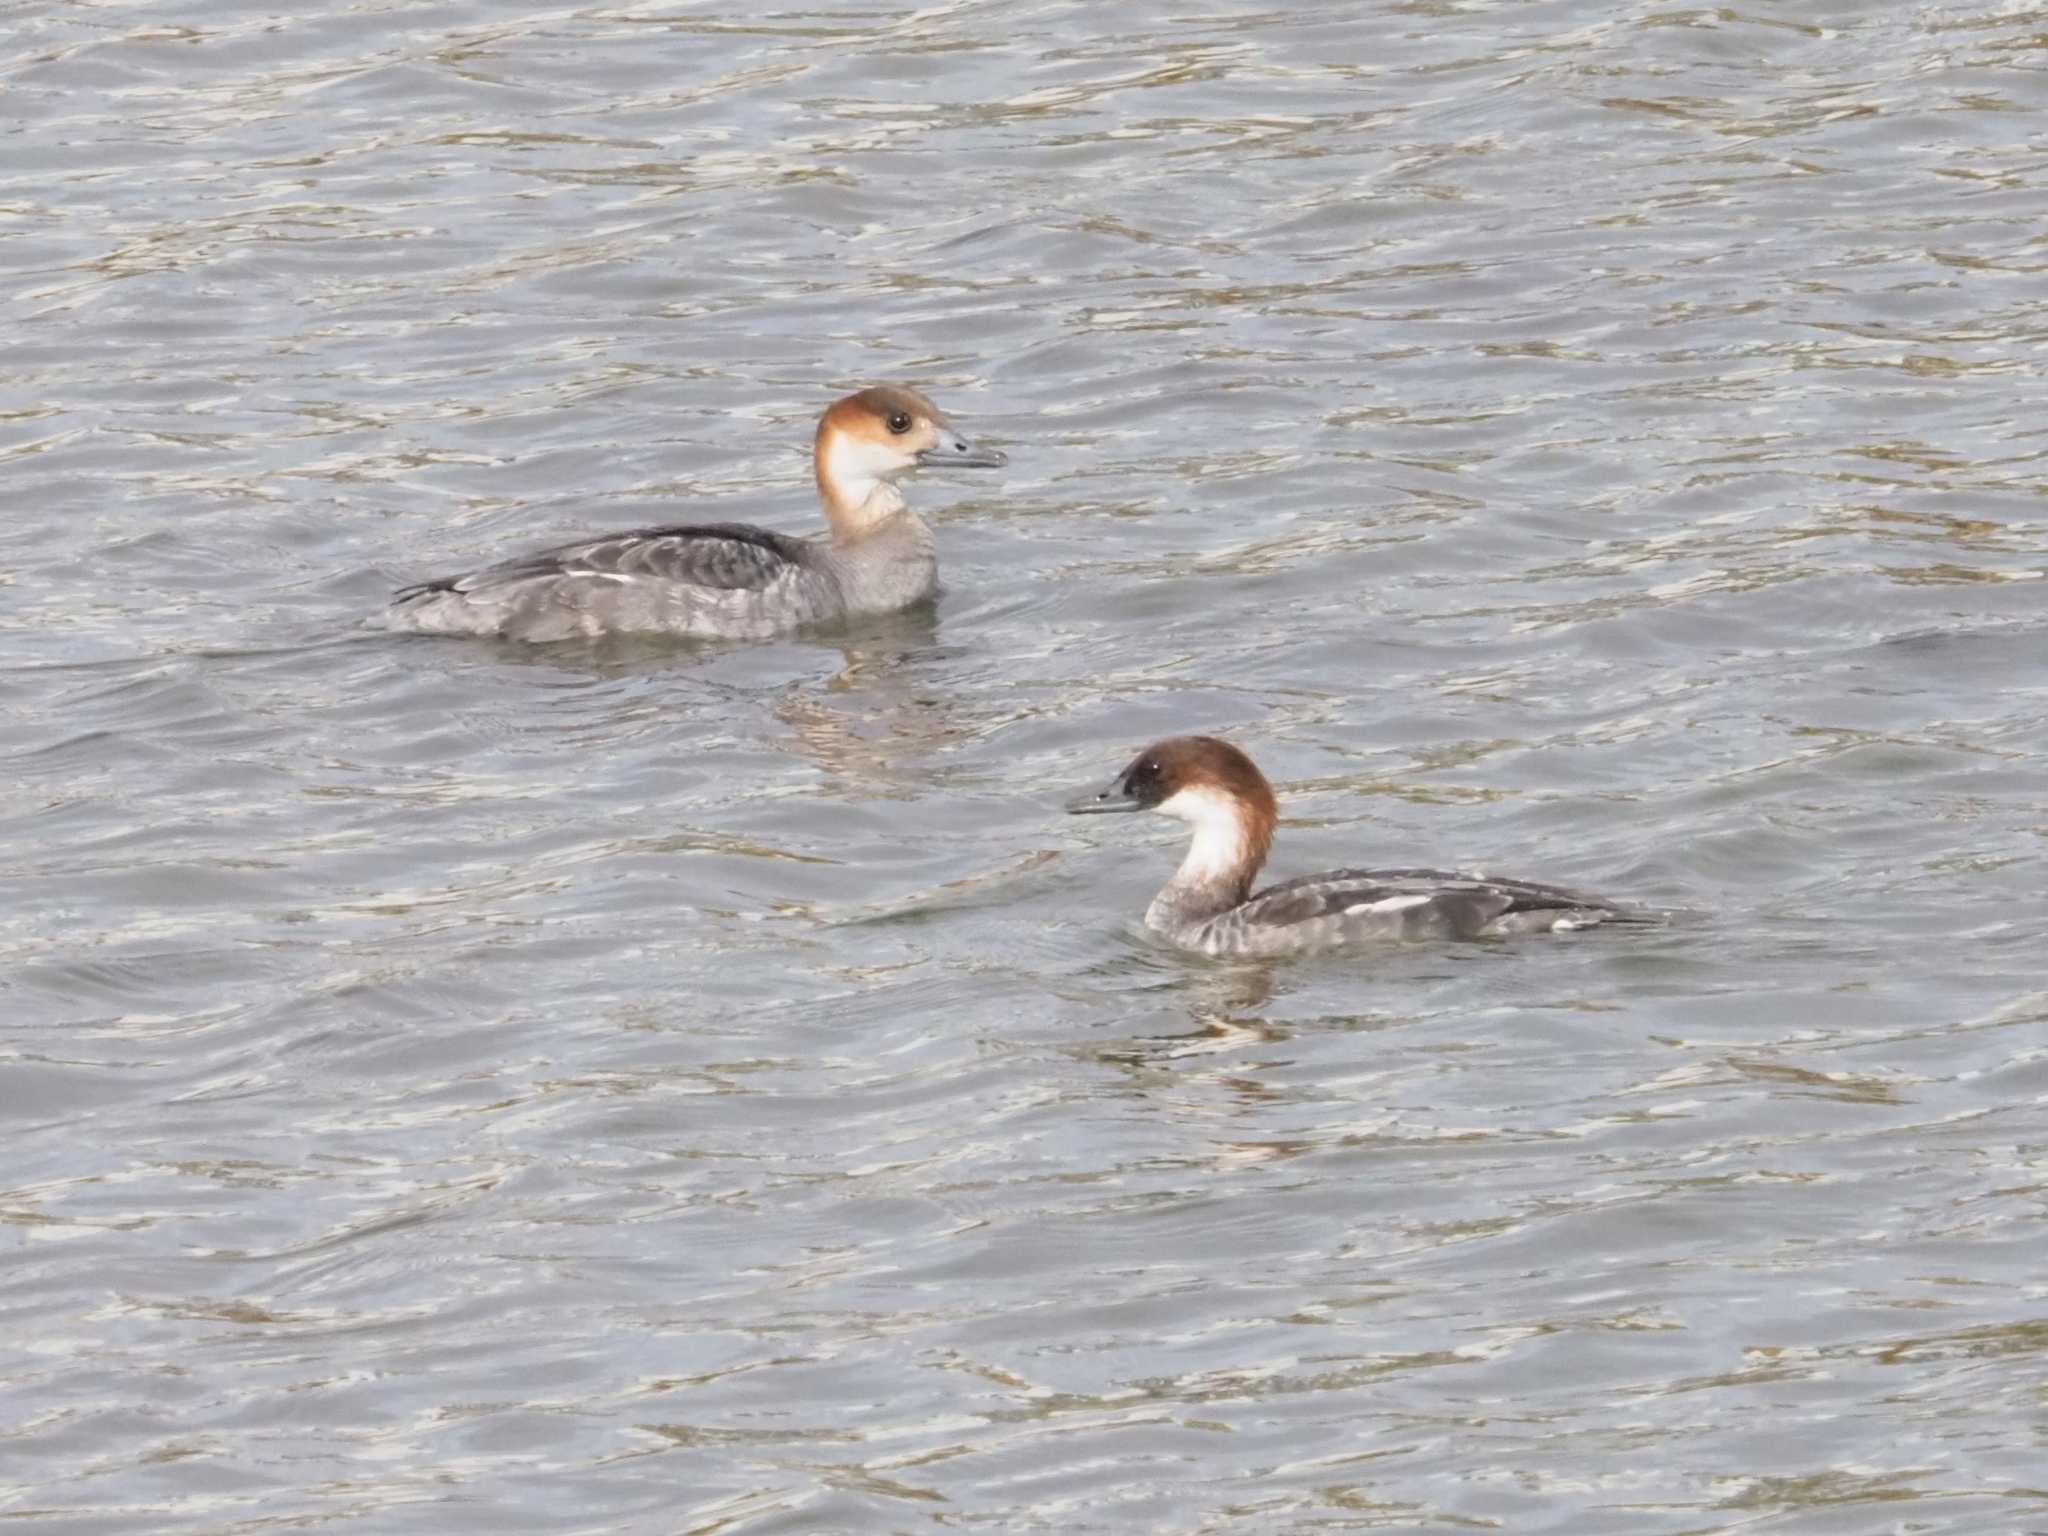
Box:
[917,432,1007,469]
[1066,775,1144,815]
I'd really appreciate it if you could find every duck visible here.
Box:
[379,385,1005,642]
[1067,735,1641,956]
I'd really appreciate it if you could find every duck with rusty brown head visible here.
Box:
[1068,735,1647,957]
[382,385,1005,643]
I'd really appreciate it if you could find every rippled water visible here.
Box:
[5,2,2047,1531]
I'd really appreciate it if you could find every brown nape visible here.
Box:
[1146,735,1280,884]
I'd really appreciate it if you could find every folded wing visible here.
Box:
[1241,867,1636,943]
[387,524,830,640]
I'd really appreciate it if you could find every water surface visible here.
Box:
[4,2,2047,1532]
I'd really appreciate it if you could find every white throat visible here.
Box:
[1159,785,1254,889]
[820,431,909,529]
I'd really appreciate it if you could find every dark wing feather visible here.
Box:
[395,523,811,601]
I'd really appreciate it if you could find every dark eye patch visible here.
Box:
[1121,757,1165,805]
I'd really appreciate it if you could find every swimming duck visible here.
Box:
[1068,735,1640,956]
[381,385,1005,642]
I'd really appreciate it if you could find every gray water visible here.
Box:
[5,2,2047,1532]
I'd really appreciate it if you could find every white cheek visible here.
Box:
[1157,785,1234,827]
[824,431,911,489]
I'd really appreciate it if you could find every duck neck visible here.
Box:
[816,428,911,541]
[1145,789,1267,933]
[822,479,907,539]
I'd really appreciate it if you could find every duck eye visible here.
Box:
[886,412,912,435]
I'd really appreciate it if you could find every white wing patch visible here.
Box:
[1347,894,1431,916]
